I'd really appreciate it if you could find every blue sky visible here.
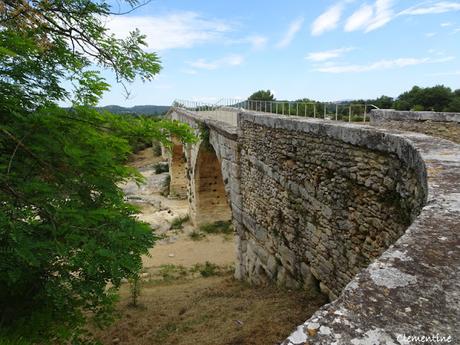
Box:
[99,0,460,106]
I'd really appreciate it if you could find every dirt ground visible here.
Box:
[93,275,327,345]
[122,148,236,272]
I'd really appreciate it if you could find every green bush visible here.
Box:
[199,221,233,235]
[191,262,220,277]
[159,264,188,281]
[171,215,189,230]
[189,230,206,241]
[153,162,169,174]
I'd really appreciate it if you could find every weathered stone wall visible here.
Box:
[370,109,460,123]
[235,115,424,299]
[370,109,460,144]
[167,107,459,344]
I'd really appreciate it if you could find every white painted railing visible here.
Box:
[172,99,380,125]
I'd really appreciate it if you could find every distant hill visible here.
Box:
[97,105,170,116]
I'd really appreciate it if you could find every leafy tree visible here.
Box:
[0,0,195,343]
[394,85,454,112]
[248,90,275,111]
[248,90,275,101]
[371,95,394,109]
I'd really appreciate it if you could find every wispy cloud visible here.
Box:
[311,4,344,36]
[276,17,304,48]
[188,54,244,70]
[106,12,232,51]
[246,35,268,50]
[306,47,355,62]
[441,22,453,27]
[345,4,374,32]
[239,35,268,50]
[344,0,394,33]
[366,0,394,31]
[400,2,460,15]
[314,56,454,73]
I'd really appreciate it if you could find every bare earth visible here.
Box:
[122,148,236,272]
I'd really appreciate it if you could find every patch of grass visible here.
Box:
[191,261,220,277]
[170,215,189,230]
[188,230,206,241]
[92,274,328,345]
[158,264,188,282]
[199,220,233,235]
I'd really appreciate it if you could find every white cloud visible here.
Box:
[311,4,344,36]
[314,56,454,73]
[106,12,232,51]
[343,0,394,33]
[227,35,268,50]
[183,69,198,75]
[400,2,460,15]
[366,0,394,32]
[245,35,268,50]
[276,17,304,48]
[306,47,355,62]
[345,4,374,31]
[249,35,268,50]
[426,32,437,37]
[441,22,453,27]
[188,54,244,70]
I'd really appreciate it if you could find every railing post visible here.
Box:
[349,105,352,122]
[335,104,338,121]
[324,104,327,119]
[364,104,367,122]
[296,103,299,116]
[288,102,291,116]
[314,104,316,118]
[304,103,307,117]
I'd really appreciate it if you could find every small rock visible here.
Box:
[112,338,120,344]
[306,322,320,337]
[168,253,175,257]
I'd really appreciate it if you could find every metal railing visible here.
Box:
[171,99,380,123]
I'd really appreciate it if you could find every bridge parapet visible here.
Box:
[165,106,459,344]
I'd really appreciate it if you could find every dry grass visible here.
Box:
[92,274,327,345]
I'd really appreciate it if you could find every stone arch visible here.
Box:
[169,137,188,198]
[190,141,232,226]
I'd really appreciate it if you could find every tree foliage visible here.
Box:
[248,90,275,101]
[0,0,195,343]
[393,85,456,112]
[367,85,460,112]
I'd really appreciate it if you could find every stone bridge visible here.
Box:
[166,107,460,345]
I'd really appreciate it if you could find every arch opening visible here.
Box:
[190,142,232,227]
[169,137,188,199]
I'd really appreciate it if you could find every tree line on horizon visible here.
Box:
[248,85,460,113]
